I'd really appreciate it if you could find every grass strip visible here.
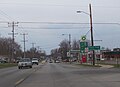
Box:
[0,63,17,69]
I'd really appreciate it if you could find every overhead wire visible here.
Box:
[0,2,120,8]
[0,21,120,30]
[0,9,14,21]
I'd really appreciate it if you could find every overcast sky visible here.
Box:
[0,0,120,54]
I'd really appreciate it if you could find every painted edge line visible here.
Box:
[15,78,24,86]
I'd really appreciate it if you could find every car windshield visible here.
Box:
[32,58,38,61]
[19,58,31,62]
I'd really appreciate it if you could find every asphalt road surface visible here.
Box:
[0,62,120,87]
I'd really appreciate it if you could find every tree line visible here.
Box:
[0,37,22,57]
[0,37,46,62]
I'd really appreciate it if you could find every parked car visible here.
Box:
[18,58,32,69]
[0,59,7,63]
[32,58,39,65]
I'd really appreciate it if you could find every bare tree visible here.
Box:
[58,39,69,60]
[72,39,79,50]
[0,37,22,61]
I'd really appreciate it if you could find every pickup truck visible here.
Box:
[32,58,39,65]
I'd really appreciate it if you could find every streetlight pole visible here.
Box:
[69,34,71,51]
[68,34,72,63]
[89,4,95,65]
[62,34,71,49]
[62,34,72,63]
[77,4,95,65]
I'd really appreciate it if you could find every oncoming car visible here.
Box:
[32,58,39,65]
[18,58,32,69]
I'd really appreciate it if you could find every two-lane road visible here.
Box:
[1,62,120,87]
[0,64,44,87]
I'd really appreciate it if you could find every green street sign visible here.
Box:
[70,50,80,53]
[80,42,88,48]
[80,42,88,53]
[88,46,100,50]
[80,50,85,53]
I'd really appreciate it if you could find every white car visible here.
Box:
[18,58,32,69]
[32,58,39,65]
[55,60,60,63]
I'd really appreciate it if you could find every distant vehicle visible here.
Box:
[18,58,32,69]
[62,59,69,62]
[0,59,7,63]
[72,59,77,62]
[49,60,53,63]
[32,58,39,65]
[100,58,105,61]
[55,60,60,63]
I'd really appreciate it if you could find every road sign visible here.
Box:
[80,42,88,48]
[81,35,86,41]
[88,46,100,50]
[67,52,70,57]
[80,42,88,53]
[70,50,80,53]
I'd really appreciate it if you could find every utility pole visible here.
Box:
[12,22,15,61]
[37,46,41,59]
[69,34,71,49]
[31,43,36,48]
[31,43,36,58]
[21,33,28,58]
[89,4,95,65]
[8,21,18,62]
[69,34,72,63]
[37,46,42,53]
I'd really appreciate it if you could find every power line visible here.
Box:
[0,21,120,25]
[18,22,120,25]
[0,9,14,21]
[0,3,120,8]
[0,21,120,30]
[17,26,89,30]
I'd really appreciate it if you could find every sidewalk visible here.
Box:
[98,64,114,69]
[62,62,114,69]
[69,62,114,69]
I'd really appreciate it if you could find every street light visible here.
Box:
[62,34,71,48]
[62,34,72,63]
[77,4,95,65]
